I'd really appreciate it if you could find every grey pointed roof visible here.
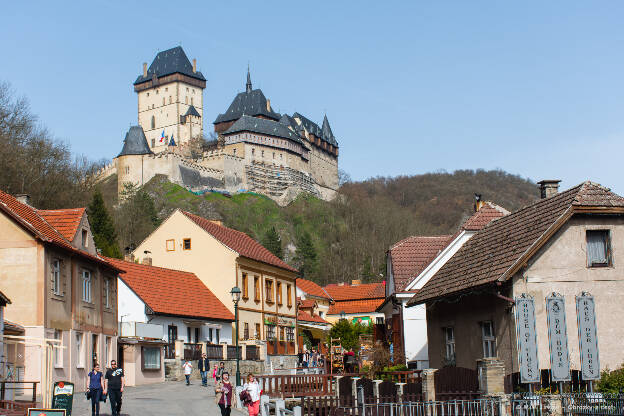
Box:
[322,115,338,147]
[223,115,302,144]
[184,105,201,117]
[292,112,339,147]
[214,88,281,124]
[118,126,153,157]
[134,46,206,85]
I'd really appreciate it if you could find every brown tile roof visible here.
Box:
[324,281,385,301]
[297,309,329,324]
[0,190,122,273]
[298,298,317,309]
[4,320,24,334]
[37,208,85,241]
[408,182,624,305]
[107,257,234,321]
[182,211,298,273]
[328,298,385,315]
[461,202,509,231]
[297,278,331,299]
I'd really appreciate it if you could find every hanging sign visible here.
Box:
[576,292,600,380]
[515,294,540,383]
[546,293,571,381]
[51,381,74,415]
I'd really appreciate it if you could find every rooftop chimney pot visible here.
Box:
[537,180,561,199]
[142,256,152,266]
[351,279,361,286]
[15,194,31,206]
[193,59,197,73]
[209,219,223,226]
[266,99,271,112]
[143,62,147,77]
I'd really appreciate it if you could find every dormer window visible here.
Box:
[81,229,88,247]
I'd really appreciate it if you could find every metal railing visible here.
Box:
[562,393,624,416]
[0,381,38,403]
[361,399,502,416]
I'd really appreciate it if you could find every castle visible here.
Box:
[103,46,339,205]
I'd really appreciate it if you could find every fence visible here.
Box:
[206,344,224,360]
[562,394,624,416]
[183,343,203,360]
[375,370,423,384]
[259,374,334,398]
[0,381,38,403]
[246,345,260,361]
[227,345,242,360]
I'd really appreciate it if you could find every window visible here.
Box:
[53,330,62,367]
[82,270,91,303]
[187,327,191,342]
[273,152,275,159]
[165,87,168,92]
[142,347,161,370]
[276,282,282,305]
[286,327,294,342]
[482,321,496,358]
[104,279,110,308]
[376,317,385,325]
[261,150,264,157]
[151,138,156,148]
[76,332,84,368]
[82,229,88,247]
[265,279,274,303]
[255,323,261,339]
[183,238,191,250]
[162,97,165,106]
[319,311,324,318]
[266,325,276,340]
[216,328,220,344]
[242,273,248,299]
[191,97,194,105]
[151,115,155,129]
[104,336,111,367]
[251,148,255,155]
[587,230,611,267]
[287,284,292,307]
[166,239,175,251]
[254,276,260,301]
[52,259,61,295]
[169,96,172,104]
[195,327,200,343]
[444,327,455,363]
[233,149,237,156]
[185,96,188,104]
[208,328,213,343]
[243,323,249,340]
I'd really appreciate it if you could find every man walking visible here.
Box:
[103,360,125,416]
[198,353,210,387]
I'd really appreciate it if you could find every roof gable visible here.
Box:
[297,278,331,299]
[214,88,281,124]
[37,208,85,242]
[118,126,153,157]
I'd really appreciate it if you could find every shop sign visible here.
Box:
[352,316,371,325]
[515,294,540,383]
[576,292,600,380]
[51,381,74,415]
[546,293,571,381]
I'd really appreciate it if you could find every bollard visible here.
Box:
[276,399,285,416]
[260,394,270,416]
[293,406,302,416]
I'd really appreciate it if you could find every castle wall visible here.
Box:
[309,147,338,190]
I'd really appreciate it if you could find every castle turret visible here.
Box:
[115,126,153,195]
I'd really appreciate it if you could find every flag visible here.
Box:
[159,130,165,143]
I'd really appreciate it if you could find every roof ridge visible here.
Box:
[106,256,197,275]
[390,234,452,250]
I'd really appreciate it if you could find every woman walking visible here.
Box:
[215,371,234,416]
[216,361,225,382]
[243,373,261,416]
[86,363,104,416]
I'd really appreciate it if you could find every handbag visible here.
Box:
[85,389,92,400]
[100,392,107,402]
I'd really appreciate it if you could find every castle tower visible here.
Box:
[115,126,154,195]
[133,46,206,152]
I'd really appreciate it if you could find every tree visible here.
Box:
[327,320,372,352]
[294,231,318,278]
[115,183,161,250]
[261,226,283,259]
[87,189,122,258]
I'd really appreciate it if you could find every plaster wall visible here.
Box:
[121,343,165,386]
[402,301,429,366]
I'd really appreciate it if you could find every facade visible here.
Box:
[132,209,299,355]
[107,257,234,386]
[0,191,122,388]
[296,278,333,320]
[379,202,508,369]
[106,46,340,206]
[324,281,386,325]
[408,181,624,384]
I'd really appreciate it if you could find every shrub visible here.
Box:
[597,364,624,393]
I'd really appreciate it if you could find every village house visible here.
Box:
[324,281,385,325]
[296,278,332,319]
[0,190,122,389]
[133,209,299,356]
[378,201,508,369]
[407,181,624,389]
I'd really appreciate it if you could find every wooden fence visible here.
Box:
[258,374,335,398]
[184,343,203,360]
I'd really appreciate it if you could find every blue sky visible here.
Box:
[3,1,624,194]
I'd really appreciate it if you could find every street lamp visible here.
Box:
[340,311,346,321]
[230,286,242,386]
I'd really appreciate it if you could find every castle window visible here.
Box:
[233,149,237,156]
[185,97,188,104]
[273,152,275,159]
[191,97,194,105]
[169,96,172,104]
[165,87,168,92]
[151,116,155,129]
[156,89,159,94]
[186,88,189,92]
[147,92,149,97]
[280,153,283,159]
[162,98,165,106]
[261,150,264,157]
[251,148,255,155]
[125,166,129,174]
[151,139,155,148]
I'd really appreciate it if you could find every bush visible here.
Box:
[597,364,624,393]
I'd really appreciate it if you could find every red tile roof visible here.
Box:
[297,278,331,299]
[0,190,122,272]
[408,182,624,305]
[37,208,86,241]
[460,202,508,231]
[297,309,329,324]
[324,282,385,301]
[107,257,234,321]
[298,298,317,309]
[182,211,298,273]
[3,320,24,334]
[328,299,385,315]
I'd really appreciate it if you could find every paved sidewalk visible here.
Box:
[72,380,245,416]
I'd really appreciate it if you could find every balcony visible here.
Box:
[119,321,163,339]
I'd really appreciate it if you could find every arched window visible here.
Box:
[151,115,155,129]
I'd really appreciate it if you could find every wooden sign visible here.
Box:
[28,409,67,416]
[515,294,540,383]
[546,293,571,382]
[51,381,74,416]
[576,292,600,380]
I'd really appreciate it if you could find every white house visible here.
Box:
[378,201,509,369]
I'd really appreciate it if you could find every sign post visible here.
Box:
[576,292,600,391]
[51,381,74,416]
[546,293,570,392]
[515,294,540,390]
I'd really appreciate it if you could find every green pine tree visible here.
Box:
[262,226,283,259]
[87,189,122,258]
[295,231,318,278]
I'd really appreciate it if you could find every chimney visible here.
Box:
[193,59,197,73]
[537,180,561,199]
[209,219,223,226]
[351,279,361,286]
[142,256,152,266]
[266,99,271,112]
[143,62,147,77]
[15,194,31,206]
[124,253,135,262]
[474,194,484,212]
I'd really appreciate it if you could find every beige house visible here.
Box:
[0,191,122,390]
[408,181,624,390]
[134,209,299,355]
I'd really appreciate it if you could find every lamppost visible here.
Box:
[340,311,346,321]
[230,286,242,386]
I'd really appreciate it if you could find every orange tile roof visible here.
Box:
[297,278,331,299]
[37,208,85,241]
[182,211,298,273]
[107,257,234,321]
[460,202,508,231]
[328,298,385,315]
[298,298,317,309]
[324,282,385,301]
[0,190,122,272]
[297,309,329,324]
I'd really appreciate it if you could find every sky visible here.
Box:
[2,1,624,194]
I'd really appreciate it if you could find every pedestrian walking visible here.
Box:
[243,373,261,416]
[183,360,193,385]
[86,363,103,416]
[103,360,124,416]
[212,364,218,384]
[215,371,235,416]
[198,353,210,386]
[216,361,225,382]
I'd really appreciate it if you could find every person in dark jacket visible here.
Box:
[198,353,210,386]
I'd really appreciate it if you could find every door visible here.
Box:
[92,334,98,367]
[167,325,178,359]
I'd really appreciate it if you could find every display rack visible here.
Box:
[329,337,343,374]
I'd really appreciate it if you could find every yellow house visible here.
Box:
[134,209,299,355]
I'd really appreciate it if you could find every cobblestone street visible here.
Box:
[71,380,244,416]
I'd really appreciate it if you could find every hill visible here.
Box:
[102,169,539,286]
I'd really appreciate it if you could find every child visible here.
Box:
[182,360,193,385]
[212,364,218,384]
